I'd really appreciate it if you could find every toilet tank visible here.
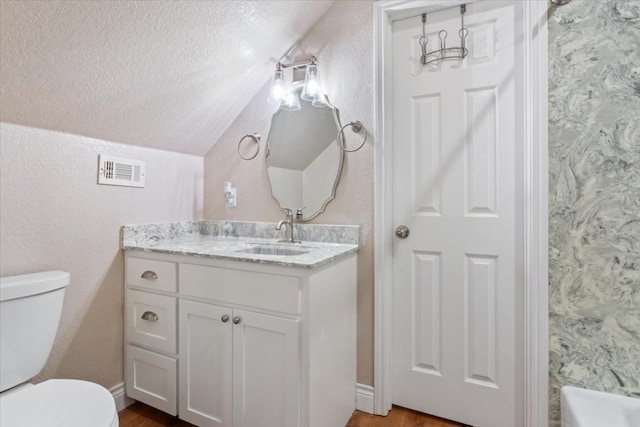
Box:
[0,271,70,392]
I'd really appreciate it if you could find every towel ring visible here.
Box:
[238,133,261,160]
[337,121,367,153]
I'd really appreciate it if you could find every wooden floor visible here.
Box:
[118,403,194,427]
[118,402,465,427]
[346,406,466,427]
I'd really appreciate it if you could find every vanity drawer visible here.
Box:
[126,345,177,415]
[179,263,301,315]
[126,257,177,292]
[126,290,177,353]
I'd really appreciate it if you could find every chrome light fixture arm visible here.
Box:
[277,56,317,71]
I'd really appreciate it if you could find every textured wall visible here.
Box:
[204,0,375,385]
[0,123,203,389]
[0,1,333,155]
[548,0,640,424]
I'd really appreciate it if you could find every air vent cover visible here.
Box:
[98,155,145,188]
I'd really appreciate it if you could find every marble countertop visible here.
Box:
[121,220,359,269]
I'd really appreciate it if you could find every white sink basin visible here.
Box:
[236,245,310,256]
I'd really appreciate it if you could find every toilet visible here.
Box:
[0,271,119,427]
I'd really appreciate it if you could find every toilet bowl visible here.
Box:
[0,271,119,427]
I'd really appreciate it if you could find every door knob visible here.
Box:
[221,314,230,323]
[232,316,241,325]
[395,225,410,239]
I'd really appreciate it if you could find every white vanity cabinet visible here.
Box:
[124,250,356,427]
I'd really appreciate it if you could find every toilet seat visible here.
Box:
[0,379,118,427]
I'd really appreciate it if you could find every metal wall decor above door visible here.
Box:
[417,5,469,66]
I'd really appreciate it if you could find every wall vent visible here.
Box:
[98,155,145,188]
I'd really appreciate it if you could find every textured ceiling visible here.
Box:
[0,0,334,155]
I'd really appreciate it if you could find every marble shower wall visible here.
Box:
[548,0,640,424]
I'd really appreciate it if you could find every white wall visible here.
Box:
[0,122,203,389]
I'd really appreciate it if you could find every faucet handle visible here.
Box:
[296,207,306,220]
[282,208,293,218]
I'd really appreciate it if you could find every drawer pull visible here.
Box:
[141,270,158,280]
[141,311,159,321]
[221,314,230,323]
[232,316,241,325]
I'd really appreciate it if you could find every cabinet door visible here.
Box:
[126,345,177,415]
[232,310,300,427]
[179,300,232,427]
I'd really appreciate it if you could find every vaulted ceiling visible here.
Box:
[0,0,334,155]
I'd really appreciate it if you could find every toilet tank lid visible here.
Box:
[0,271,70,302]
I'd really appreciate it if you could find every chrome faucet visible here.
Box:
[276,208,298,243]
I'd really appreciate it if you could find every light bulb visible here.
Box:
[301,64,322,101]
[267,67,287,106]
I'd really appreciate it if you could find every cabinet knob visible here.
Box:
[141,311,159,321]
[232,316,241,325]
[141,270,158,280]
[221,314,230,323]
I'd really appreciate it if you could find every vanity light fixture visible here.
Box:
[267,63,287,106]
[267,56,323,110]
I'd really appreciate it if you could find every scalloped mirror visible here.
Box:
[265,87,344,221]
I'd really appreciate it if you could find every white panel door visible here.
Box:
[179,300,233,427]
[391,2,524,426]
[232,309,300,427]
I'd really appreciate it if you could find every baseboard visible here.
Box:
[112,381,373,414]
[356,383,375,414]
[109,382,135,412]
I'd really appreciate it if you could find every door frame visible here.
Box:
[373,1,549,426]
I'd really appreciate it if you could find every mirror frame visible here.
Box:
[265,94,344,222]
